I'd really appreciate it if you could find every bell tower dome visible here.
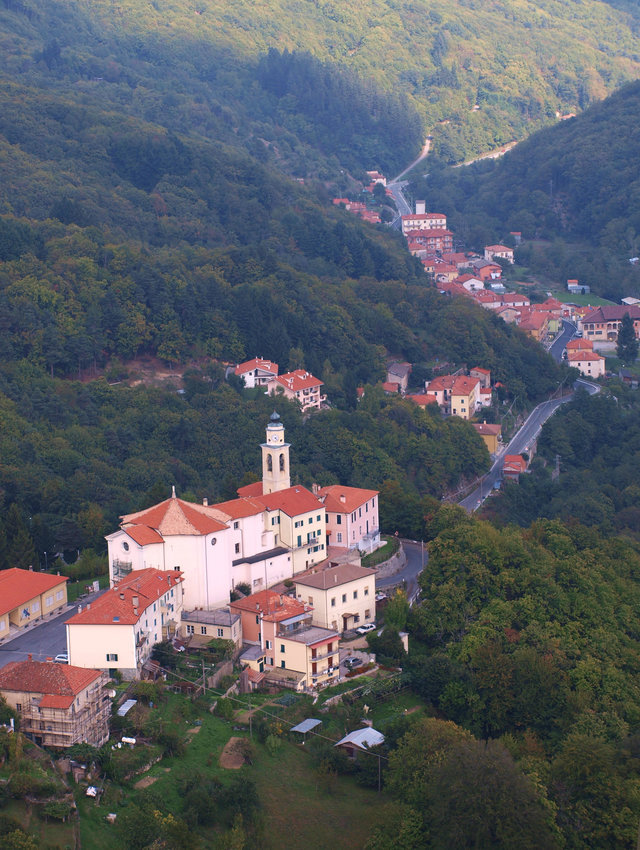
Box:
[261,411,291,494]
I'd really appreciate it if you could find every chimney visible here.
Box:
[29,565,33,571]
[334,575,338,583]
[120,592,125,600]
[312,483,319,495]
[132,595,139,608]
[134,608,138,616]
[203,497,208,506]
[28,654,32,661]
[279,595,284,606]
[340,494,346,503]
[87,603,91,610]
[416,200,426,214]
[46,657,53,662]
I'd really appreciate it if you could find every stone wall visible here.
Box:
[374,544,407,579]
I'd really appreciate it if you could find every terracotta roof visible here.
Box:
[272,370,323,392]
[0,568,69,617]
[66,569,182,626]
[566,339,593,350]
[294,563,376,590]
[486,244,512,252]
[504,455,527,472]
[318,485,378,514]
[381,381,400,393]
[427,375,456,392]
[125,526,164,546]
[237,481,263,498]
[256,485,322,517]
[451,376,480,396]
[567,350,604,362]
[209,497,265,520]
[473,423,501,436]
[0,660,102,708]
[121,496,228,536]
[471,367,491,374]
[230,590,309,623]
[406,393,439,406]
[234,357,278,376]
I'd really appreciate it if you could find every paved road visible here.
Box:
[0,590,106,670]
[459,378,601,512]
[550,319,578,363]
[376,540,427,602]
[387,138,431,229]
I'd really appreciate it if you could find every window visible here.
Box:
[256,615,259,624]
[235,543,240,554]
[297,535,302,547]
[186,625,194,635]
[279,453,285,471]
[365,610,371,619]
[201,626,207,635]
[106,653,118,662]
[267,455,273,472]
[308,596,313,605]
[56,590,63,600]
[265,640,272,650]
[354,615,360,623]
[359,508,362,518]
[316,514,321,522]
[16,703,21,712]
[281,660,286,668]
[353,590,358,600]
[337,533,342,543]
[233,521,239,529]
[31,602,39,613]
[331,598,336,607]
[122,541,129,551]
[46,595,53,607]
[308,517,313,524]
[280,644,285,653]
[211,537,217,546]
[364,587,369,596]
[295,520,303,528]
[336,515,342,525]
[342,594,347,603]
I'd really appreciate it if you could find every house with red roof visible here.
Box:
[66,568,184,679]
[579,306,640,348]
[317,485,380,553]
[0,659,110,748]
[231,590,339,690]
[406,392,439,410]
[400,211,447,236]
[425,374,481,419]
[234,357,278,388]
[404,228,453,253]
[503,454,527,481]
[484,244,514,264]
[567,349,605,378]
[267,370,325,411]
[472,423,502,454]
[0,568,68,641]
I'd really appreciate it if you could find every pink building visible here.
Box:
[317,485,380,553]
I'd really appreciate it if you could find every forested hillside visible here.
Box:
[3,0,640,168]
[421,80,640,299]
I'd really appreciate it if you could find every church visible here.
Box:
[106,413,381,611]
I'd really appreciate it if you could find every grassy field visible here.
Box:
[3,797,77,847]
[556,292,616,306]
[74,688,390,849]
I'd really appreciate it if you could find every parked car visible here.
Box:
[54,653,69,663]
[343,656,362,669]
[356,623,376,635]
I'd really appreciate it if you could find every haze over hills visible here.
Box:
[3,0,640,166]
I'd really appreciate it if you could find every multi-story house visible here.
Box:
[400,209,447,236]
[404,228,453,253]
[484,244,514,264]
[180,607,242,648]
[317,485,380,553]
[234,357,278,388]
[0,659,110,748]
[0,568,68,640]
[231,591,339,690]
[294,562,376,633]
[267,370,325,411]
[450,375,480,420]
[66,568,184,679]
[579,306,640,347]
[567,349,605,378]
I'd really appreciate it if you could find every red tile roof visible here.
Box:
[0,568,69,617]
[237,481,263,498]
[318,485,378,514]
[125,526,164,546]
[234,357,278,376]
[0,660,102,709]
[406,393,439,406]
[256,485,322,517]
[566,338,593,350]
[210,497,265,519]
[473,423,502,436]
[567,350,604,362]
[230,590,308,623]
[273,370,323,392]
[381,381,400,393]
[451,376,480,396]
[121,496,228,536]
[66,569,182,626]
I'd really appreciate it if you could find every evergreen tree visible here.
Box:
[616,312,639,363]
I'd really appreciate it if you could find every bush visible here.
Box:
[214,698,234,721]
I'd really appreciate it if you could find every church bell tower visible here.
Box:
[261,411,291,494]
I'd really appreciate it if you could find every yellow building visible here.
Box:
[0,659,110,748]
[180,607,241,648]
[233,590,339,690]
[294,563,377,633]
[450,376,480,420]
[472,422,502,454]
[0,568,68,640]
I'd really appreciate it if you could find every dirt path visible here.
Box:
[220,736,249,769]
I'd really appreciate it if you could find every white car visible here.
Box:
[54,653,69,663]
[355,623,376,635]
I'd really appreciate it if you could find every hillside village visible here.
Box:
[0,413,387,747]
